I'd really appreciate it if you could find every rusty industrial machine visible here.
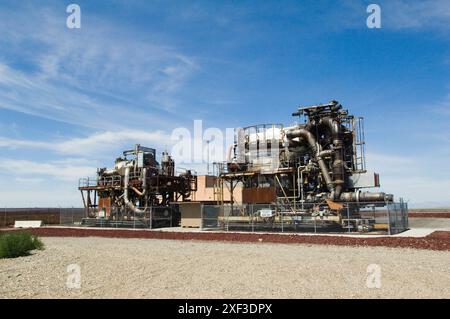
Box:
[78,144,197,227]
[217,100,397,232]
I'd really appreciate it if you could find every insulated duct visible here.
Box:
[319,117,345,200]
[286,128,334,193]
[340,191,393,203]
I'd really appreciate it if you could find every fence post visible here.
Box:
[405,201,409,229]
[226,205,229,232]
[387,204,391,235]
[251,205,254,233]
[314,216,317,234]
[3,206,6,228]
[149,207,152,230]
[347,204,350,233]
[200,205,203,231]
[394,206,398,234]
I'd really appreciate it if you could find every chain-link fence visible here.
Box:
[80,206,177,229]
[200,201,409,235]
[387,200,409,235]
[2,201,408,235]
[1,207,84,228]
[1,206,176,229]
[59,208,85,225]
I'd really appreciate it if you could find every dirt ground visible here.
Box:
[1,237,449,299]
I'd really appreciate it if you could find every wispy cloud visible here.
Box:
[381,0,450,30]
[367,152,450,206]
[433,94,450,115]
[14,177,45,184]
[0,129,171,157]
[0,5,197,130]
[338,0,450,31]
[0,158,96,182]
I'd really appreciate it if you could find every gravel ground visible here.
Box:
[1,237,450,299]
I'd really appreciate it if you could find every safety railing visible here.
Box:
[78,177,98,188]
[79,175,123,188]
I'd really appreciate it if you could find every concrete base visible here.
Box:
[14,220,43,228]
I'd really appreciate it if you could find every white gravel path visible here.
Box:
[1,237,449,299]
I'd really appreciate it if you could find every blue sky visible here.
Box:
[0,0,449,207]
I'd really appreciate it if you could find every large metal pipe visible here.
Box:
[124,166,146,214]
[287,117,392,205]
[319,117,345,200]
[286,128,334,193]
[130,167,147,196]
[340,191,393,203]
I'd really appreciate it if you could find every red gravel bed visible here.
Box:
[426,231,450,239]
[2,227,449,251]
[408,212,450,218]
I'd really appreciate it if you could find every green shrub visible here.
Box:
[0,231,44,258]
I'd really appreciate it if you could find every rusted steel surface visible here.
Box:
[98,197,111,217]
[242,187,276,204]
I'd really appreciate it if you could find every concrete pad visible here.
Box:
[393,228,436,238]
[14,220,43,228]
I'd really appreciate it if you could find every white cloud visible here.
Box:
[381,0,450,30]
[0,189,82,207]
[0,158,96,182]
[0,129,171,157]
[339,0,450,31]
[14,177,45,184]
[367,152,450,207]
[0,5,197,130]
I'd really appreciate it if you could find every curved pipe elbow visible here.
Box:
[319,117,341,138]
[286,128,318,155]
[124,167,146,214]
[287,127,334,193]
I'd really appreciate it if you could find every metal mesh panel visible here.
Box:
[201,201,409,235]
